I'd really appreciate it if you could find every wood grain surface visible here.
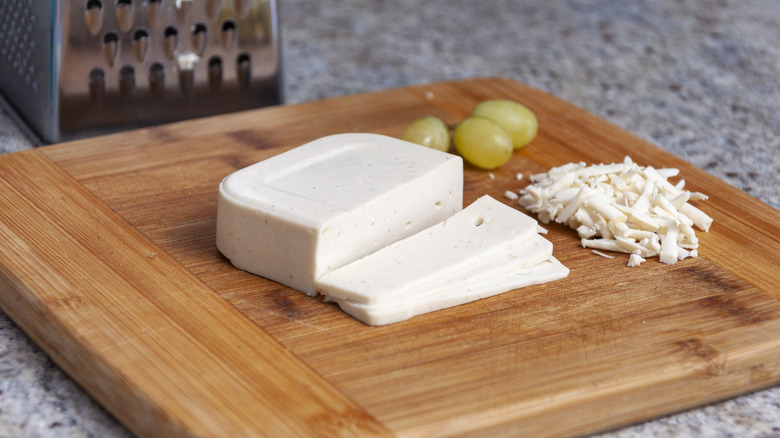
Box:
[1,78,779,437]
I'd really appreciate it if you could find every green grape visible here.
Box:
[453,116,513,170]
[400,116,451,152]
[472,99,538,149]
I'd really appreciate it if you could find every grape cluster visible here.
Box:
[401,99,538,170]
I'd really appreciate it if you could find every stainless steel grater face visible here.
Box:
[0,0,281,144]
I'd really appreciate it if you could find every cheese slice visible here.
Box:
[331,235,554,318]
[216,133,463,295]
[335,257,569,326]
[316,195,539,305]
[406,233,553,295]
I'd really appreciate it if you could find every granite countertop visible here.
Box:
[1,0,779,436]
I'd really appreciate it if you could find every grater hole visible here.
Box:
[163,26,178,59]
[221,19,237,51]
[85,0,104,36]
[208,56,222,89]
[147,0,163,26]
[205,0,222,20]
[89,68,106,102]
[235,0,250,19]
[103,31,119,43]
[179,68,194,97]
[192,22,208,55]
[116,0,134,33]
[237,53,251,88]
[102,31,119,66]
[176,0,193,23]
[133,28,148,40]
[132,28,149,62]
[119,65,135,99]
[149,62,165,96]
[0,3,39,91]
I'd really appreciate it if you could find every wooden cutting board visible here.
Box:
[1,78,779,437]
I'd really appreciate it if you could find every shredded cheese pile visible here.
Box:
[516,156,713,266]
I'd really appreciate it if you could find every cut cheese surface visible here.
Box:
[407,233,553,296]
[216,133,463,295]
[316,195,539,305]
[335,257,569,326]
[335,235,554,316]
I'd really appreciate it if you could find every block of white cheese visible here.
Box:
[335,258,569,326]
[316,195,539,305]
[215,133,463,295]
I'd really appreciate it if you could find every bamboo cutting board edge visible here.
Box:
[1,77,779,437]
[0,151,391,437]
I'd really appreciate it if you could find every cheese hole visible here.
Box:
[473,217,485,227]
[434,201,442,208]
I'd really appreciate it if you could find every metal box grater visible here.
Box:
[0,0,281,144]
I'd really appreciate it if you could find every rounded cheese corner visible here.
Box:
[216,133,464,295]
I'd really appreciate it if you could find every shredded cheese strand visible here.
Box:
[518,157,713,265]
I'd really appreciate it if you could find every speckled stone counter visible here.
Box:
[1,1,779,436]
